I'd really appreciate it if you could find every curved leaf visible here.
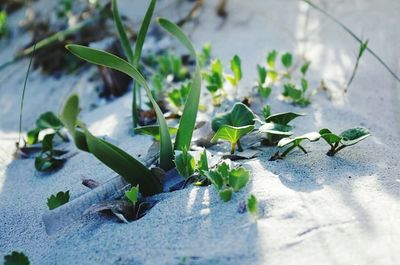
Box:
[134,125,178,141]
[112,0,134,63]
[259,122,293,136]
[265,112,305,125]
[278,132,321,147]
[212,103,255,132]
[228,167,250,192]
[340,127,370,146]
[211,124,255,144]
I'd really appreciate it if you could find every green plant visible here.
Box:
[34,133,64,171]
[167,82,191,111]
[60,94,163,195]
[56,0,74,18]
[134,125,177,142]
[198,43,212,68]
[266,50,278,82]
[26,112,67,144]
[113,0,155,128]
[125,185,139,205]
[345,40,368,92]
[226,54,242,96]
[174,147,196,179]
[157,52,189,81]
[282,82,312,106]
[202,59,224,106]
[319,127,370,156]
[258,106,304,145]
[246,194,258,217]
[3,251,30,265]
[47,191,70,210]
[271,132,321,160]
[300,61,311,76]
[211,103,256,154]
[256,65,272,99]
[0,10,8,38]
[205,162,250,202]
[281,52,293,79]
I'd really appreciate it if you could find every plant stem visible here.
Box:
[297,144,307,154]
[345,54,361,92]
[281,144,297,157]
[237,140,243,152]
[132,81,139,128]
[230,142,236,154]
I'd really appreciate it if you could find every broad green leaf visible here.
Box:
[300,61,311,75]
[174,148,196,179]
[66,44,174,170]
[211,124,255,145]
[281,52,293,68]
[205,170,223,190]
[283,83,301,99]
[229,167,250,192]
[112,0,134,63]
[47,191,70,210]
[211,103,255,132]
[3,251,30,265]
[267,50,277,68]
[158,18,201,152]
[278,132,321,147]
[246,194,258,217]
[265,112,305,125]
[83,128,162,195]
[134,125,178,141]
[340,127,370,146]
[125,185,139,205]
[219,188,233,202]
[36,112,63,131]
[259,123,293,136]
[217,162,230,182]
[319,128,341,145]
[60,94,79,134]
[197,149,209,174]
[41,133,55,152]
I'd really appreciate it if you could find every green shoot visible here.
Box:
[300,61,311,76]
[34,134,64,171]
[267,50,278,68]
[226,54,242,97]
[134,125,178,142]
[157,53,189,81]
[0,11,8,38]
[281,52,293,79]
[198,43,212,68]
[125,185,139,205]
[27,112,66,144]
[203,59,224,106]
[174,147,196,179]
[256,65,272,99]
[246,194,258,217]
[167,82,191,111]
[196,148,209,175]
[345,40,368,92]
[271,132,321,160]
[319,127,370,156]
[282,82,312,106]
[47,191,70,210]
[212,125,254,154]
[3,251,30,265]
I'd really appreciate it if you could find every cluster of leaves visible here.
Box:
[272,127,370,160]
[157,52,189,82]
[211,103,255,154]
[167,81,191,112]
[3,251,30,265]
[0,10,8,38]
[174,148,208,179]
[47,190,70,210]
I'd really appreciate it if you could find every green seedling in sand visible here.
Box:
[3,251,30,265]
[157,52,189,82]
[47,191,70,210]
[246,194,258,217]
[27,112,67,145]
[174,147,196,179]
[258,106,305,145]
[345,40,368,92]
[319,127,370,156]
[150,73,164,102]
[0,11,8,38]
[211,103,255,154]
[203,58,225,106]
[134,125,177,142]
[266,50,279,82]
[198,42,212,68]
[282,81,313,107]
[270,132,321,160]
[300,61,311,76]
[226,54,242,97]
[256,65,272,99]
[167,81,191,112]
[205,162,250,202]
[125,185,139,205]
[281,52,293,79]
[34,133,65,171]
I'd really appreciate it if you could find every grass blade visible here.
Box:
[112,0,134,63]
[66,45,174,170]
[158,18,201,151]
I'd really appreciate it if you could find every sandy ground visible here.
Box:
[1,0,400,264]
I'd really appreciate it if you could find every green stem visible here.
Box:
[281,144,297,157]
[297,144,307,154]
[230,142,236,154]
[237,140,243,152]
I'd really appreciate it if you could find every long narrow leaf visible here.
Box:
[158,18,201,151]
[66,45,174,170]
[112,0,134,63]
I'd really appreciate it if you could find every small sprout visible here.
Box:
[256,65,272,99]
[134,125,178,141]
[34,133,64,171]
[319,127,370,156]
[203,59,224,106]
[125,185,139,205]
[226,54,242,96]
[158,53,189,82]
[300,61,311,76]
[151,73,164,100]
[267,50,278,69]
[345,39,368,92]
[281,52,293,79]
[0,11,8,39]
[205,163,251,202]
[246,194,258,217]
[174,148,196,179]
[282,82,312,106]
[196,148,209,175]
[211,103,256,154]
[47,191,70,210]
[198,43,212,68]
[271,132,321,160]
[3,251,30,265]
[167,82,191,111]
[262,105,271,119]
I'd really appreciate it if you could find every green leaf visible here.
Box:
[265,111,304,125]
[205,170,223,190]
[3,251,30,265]
[267,50,277,68]
[300,61,311,75]
[217,162,230,182]
[66,45,174,170]
[283,83,301,99]
[112,0,134,63]
[258,86,272,99]
[229,167,250,192]
[259,123,293,136]
[197,149,209,174]
[278,132,321,147]
[211,124,254,146]
[125,185,139,205]
[60,94,79,135]
[340,127,370,146]
[198,42,212,67]
[212,102,255,132]
[281,52,293,68]
[219,188,233,202]
[47,191,70,210]
[174,148,196,179]
[158,18,201,152]
[267,70,278,82]
[301,78,308,92]
[262,105,271,120]
[246,194,258,217]
[26,127,40,145]
[319,128,341,145]
[41,133,55,152]
[35,152,62,172]
[36,112,63,131]
[230,54,242,84]
[134,125,177,141]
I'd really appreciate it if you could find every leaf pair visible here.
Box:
[211,103,255,154]
[174,148,209,179]
[205,162,250,202]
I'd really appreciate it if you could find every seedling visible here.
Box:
[205,162,250,202]
[256,65,272,99]
[150,73,164,101]
[211,103,256,154]
[167,82,191,112]
[258,106,305,145]
[198,43,212,68]
[47,191,70,210]
[125,185,139,205]
[202,59,225,106]
[300,61,311,76]
[34,133,65,171]
[281,52,293,79]
[226,54,242,97]
[3,251,30,265]
[27,112,67,145]
[174,148,196,179]
[345,40,368,92]
[246,194,258,217]
[0,11,8,38]
[157,52,189,82]
[266,50,278,82]
[134,125,178,142]
[319,127,370,156]
[282,82,312,106]
[270,132,321,160]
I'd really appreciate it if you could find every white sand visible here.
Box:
[1,0,400,264]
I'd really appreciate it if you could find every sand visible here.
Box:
[1,0,400,264]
